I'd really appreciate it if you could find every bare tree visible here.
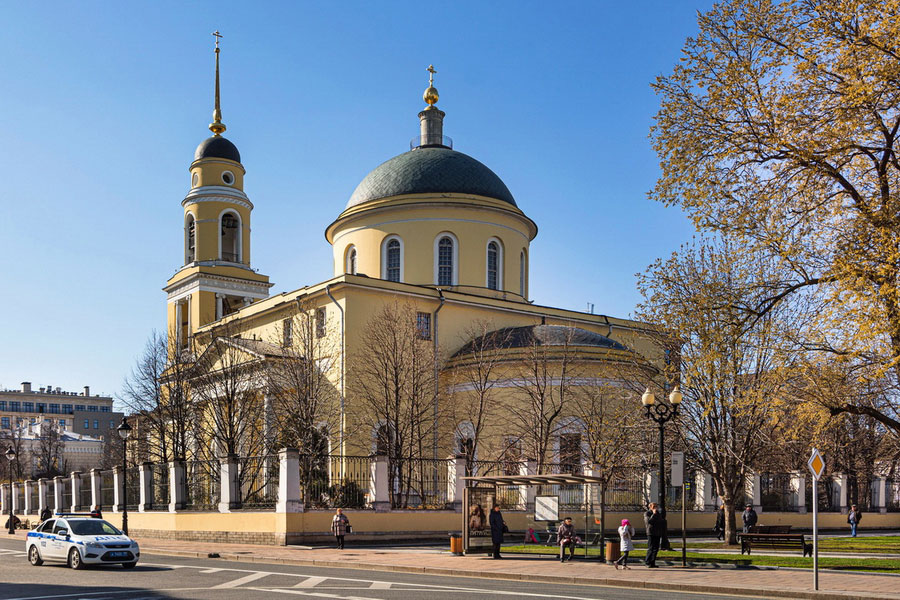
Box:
[33,419,65,479]
[352,301,439,508]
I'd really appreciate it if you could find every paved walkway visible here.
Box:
[6,530,897,600]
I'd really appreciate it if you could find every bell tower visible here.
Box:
[163,31,271,353]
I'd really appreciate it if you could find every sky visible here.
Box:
[0,0,713,401]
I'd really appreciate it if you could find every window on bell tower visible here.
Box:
[185,215,196,264]
[220,211,241,262]
[486,239,502,290]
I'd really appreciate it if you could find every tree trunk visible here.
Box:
[723,499,737,545]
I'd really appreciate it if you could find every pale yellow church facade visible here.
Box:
[163,50,663,468]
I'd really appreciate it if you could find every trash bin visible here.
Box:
[450,533,463,555]
[605,541,620,564]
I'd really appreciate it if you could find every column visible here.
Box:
[446,454,466,511]
[873,477,888,514]
[276,448,301,513]
[369,454,390,512]
[138,462,152,512]
[215,293,224,321]
[168,460,185,512]
[90,469,102,511]
[52,476,64,513]
[37,479,49,515]
[519,459,537,510]
[23,480,34,515]
[833,472,849,514]
[69,472,82,512]
[695,472,717,511]
[112,466,123,512]
[11,482,20,515]
[218,454,240,512]
[790,470,806,514]
[1,484,7,514]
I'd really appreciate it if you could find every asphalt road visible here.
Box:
[0,537,765,600]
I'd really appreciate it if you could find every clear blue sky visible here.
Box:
[0,1,711,400]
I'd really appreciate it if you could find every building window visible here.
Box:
[346,245,357,275]
[109,420,114,429]
[10,402,20,412]
[0,417,8,429]
[60,404,70,414]
[437,236,454,286]
[59,419,66,429]
[23,402,34,412]
[88,405,98,412]
[486,239,503,290]
[220,211,241,262]
[316,307,326,338]
[75,404,84,411]
[49,404,60,414]
[100,406,110,412]
[520,250,527,297]
[384,237,401,282]
[0,401,5,410]
[416,312,431,340]
[84,419,90,429]
[30,417,36,425]
[283,318,293,347]
[186,215,196,263]
[93,419,99,429]
[559,433,583,475]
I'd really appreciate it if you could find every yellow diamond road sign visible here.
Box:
[808,448,825,480]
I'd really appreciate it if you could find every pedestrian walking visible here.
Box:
[489,504,506,559]
[741,504,758,533]
[714,505,725,541]
[557,517,577,562]
[848,504,862,537]
[331,508,351,550]
[615,519,634,570]
[644,502,663,568]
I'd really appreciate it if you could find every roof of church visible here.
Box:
[452,324,628,357]
[346,146,517,209]
[194,135,241,163]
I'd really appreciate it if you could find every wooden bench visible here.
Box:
[738,532,812,557]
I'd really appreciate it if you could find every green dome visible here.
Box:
[347,146,516,209]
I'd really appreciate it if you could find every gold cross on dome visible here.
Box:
[212,30,223,50]
[427,64,437,86]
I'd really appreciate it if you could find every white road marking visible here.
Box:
[367,581,392,589]
[199,568,223,573]
[211,571,272,588]
[255,590,377,599]
[293,576,327,587]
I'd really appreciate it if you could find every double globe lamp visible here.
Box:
[641,385,683,542]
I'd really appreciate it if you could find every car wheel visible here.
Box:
[28,545,43,566]
[68,547,84,570]
[122,561,137,569]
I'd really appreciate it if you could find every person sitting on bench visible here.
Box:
[558,517,577,562]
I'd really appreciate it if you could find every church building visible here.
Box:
[162,42,663,470]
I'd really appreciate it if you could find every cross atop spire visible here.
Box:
[423,64,439,107]
[427,64,437,86]
[209,30,226,135]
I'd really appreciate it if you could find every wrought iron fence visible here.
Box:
[124,467,140,511]
[391,457,450,509]
[16,485,25,512]
[77,473,92,510]
[299,454,371,510]
[238,455,278,509]
[62,479,72,511]
[149,463,169,511]
[29,484,39,513]
[886,479,900,512]
[183,460,220,511]
[806,475,840,512]
[99,471,114,510]
[601,468,647,511]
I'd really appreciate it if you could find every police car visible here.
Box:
[25,513,140,569]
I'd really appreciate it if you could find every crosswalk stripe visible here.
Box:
[211,571,270,588]
[199,568,223,573]
[367,582,391,589]
[293,576,327,588]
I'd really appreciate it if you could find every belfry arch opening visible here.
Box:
[220,211,241,263]
[185,214,196,264]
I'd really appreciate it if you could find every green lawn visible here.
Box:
[686,535,900,554]
[501,544,900,573]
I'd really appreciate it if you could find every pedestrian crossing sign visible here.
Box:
[808,448,825,480]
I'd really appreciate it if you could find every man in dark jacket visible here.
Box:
[489,504,505,559]
[39,506,52,522]
[644,502,663,568]
[741,504,758,533]
[557,517,577,562]
[714,506,725,541]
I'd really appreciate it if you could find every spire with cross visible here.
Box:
[424,64,439,107]
[210,30,226,135]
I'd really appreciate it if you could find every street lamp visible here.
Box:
[6,446,16,535]
[641,386,682,546]
[116,418,132,535]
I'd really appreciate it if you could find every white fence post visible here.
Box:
[369,454,390,512]
[169,460,185,513]
[52,476,65,512]
[138,462,152,512]
[218,455,240,513]
[37,478,49,515]
[0,484,7,514]
[23,480,34,515]
[112,467,123,512]
[447,454,466,511]
[276,448,301,513]
[90,469,102,511]
[69,472,81,512]
[833,472,848,514]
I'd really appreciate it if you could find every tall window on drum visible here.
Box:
[386,239,401,282]
[438,237,454,286]
[487,241,500,290]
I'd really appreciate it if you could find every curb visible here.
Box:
[140,546,897,600]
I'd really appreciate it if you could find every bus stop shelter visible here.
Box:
[461,473,605,556]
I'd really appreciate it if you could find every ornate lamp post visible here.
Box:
[641,386,682,544]
[6,446,16,535]
[116,418,132,535]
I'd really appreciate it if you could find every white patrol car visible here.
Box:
[26,514,140,569]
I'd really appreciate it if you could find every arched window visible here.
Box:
[486,240,502,290]
[185,214,196,264]
[438,237,454,286]
[382,236,402,282]
[345,245,357,275]
[520,250,527,297]
[219,211,241,262]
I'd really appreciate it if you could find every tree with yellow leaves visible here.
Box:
[652,0,900,433]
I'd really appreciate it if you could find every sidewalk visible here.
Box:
[6,529,897,600]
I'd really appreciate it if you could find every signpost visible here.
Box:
[807,448,826,591]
